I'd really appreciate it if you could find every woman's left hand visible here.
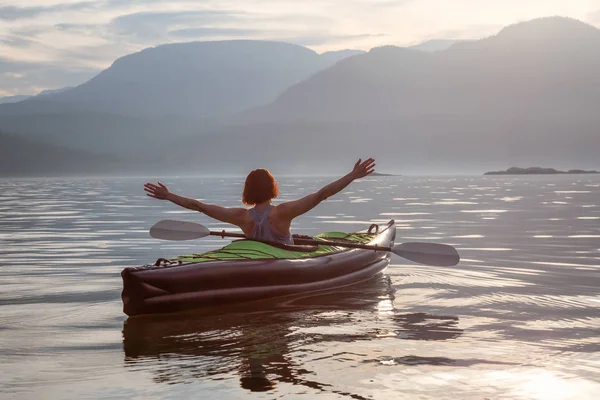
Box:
[144,182,170,200]
[350,158,376,179]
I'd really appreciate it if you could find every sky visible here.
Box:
[1,0,599,97]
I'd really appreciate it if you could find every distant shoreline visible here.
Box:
[484,167,600,175]
[371,172,400,176]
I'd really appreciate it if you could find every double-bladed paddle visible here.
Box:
[149,219,460,267]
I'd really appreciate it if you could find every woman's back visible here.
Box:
[249,205,294,245]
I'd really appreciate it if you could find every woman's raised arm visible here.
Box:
[144,182,249,226]
[276,158,375,220]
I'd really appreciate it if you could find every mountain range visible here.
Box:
[0,95,31,105]
[0,41,363,156]
[0,87,74,105]
[0,131,121,176]
[1,41,362,119]
[250,17,600,122]
[1,17,599,176]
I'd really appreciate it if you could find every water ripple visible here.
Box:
[1,175,599,399]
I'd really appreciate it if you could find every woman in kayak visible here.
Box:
[144,158,375,244]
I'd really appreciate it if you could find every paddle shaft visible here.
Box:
[150,220,459,266]
[209,230,392,251]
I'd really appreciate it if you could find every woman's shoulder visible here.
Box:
[269,203,288,217]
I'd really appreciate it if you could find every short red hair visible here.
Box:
[242,169,279,205]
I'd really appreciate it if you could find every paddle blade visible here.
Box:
[150,220,210,241]
[392,242,460,266]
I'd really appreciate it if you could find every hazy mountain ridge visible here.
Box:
[0,40,360,156]
[1,17,599,176]
[410,40,458,52]
[0,87,74,107]
[1,41,359,120]
[320,49,365,63]
[250,17,600,122]
[36,87,74,97]
[0,95,31,105]
[213,17,599,174]
[0,131,123,176]
[0,112,196,155]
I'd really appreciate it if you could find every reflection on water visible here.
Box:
[1,175,599,399]
[123,277,465,395]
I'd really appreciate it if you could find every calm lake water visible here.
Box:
[1,175,599,400]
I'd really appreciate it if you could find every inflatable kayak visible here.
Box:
[121,220,396,316]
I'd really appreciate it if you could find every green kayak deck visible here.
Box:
[174,231,377,263]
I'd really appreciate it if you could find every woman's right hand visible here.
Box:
[144,182,170,200]
[350,158,376,179]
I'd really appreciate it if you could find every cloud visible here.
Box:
[109,10,244,42]
[170,27,265,39]
[588,9,600,24]
[1,35,33,47]
[106,9,353,47]
[55,23,98,31]
[355,0,417,8]
[289,33,388,47]
[168,27,385,47]
[0,2,96,21]
[4,72,24,79]
[421,24,505,42]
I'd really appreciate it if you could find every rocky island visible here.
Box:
[370,172,400,176]
[484,167,600,175]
